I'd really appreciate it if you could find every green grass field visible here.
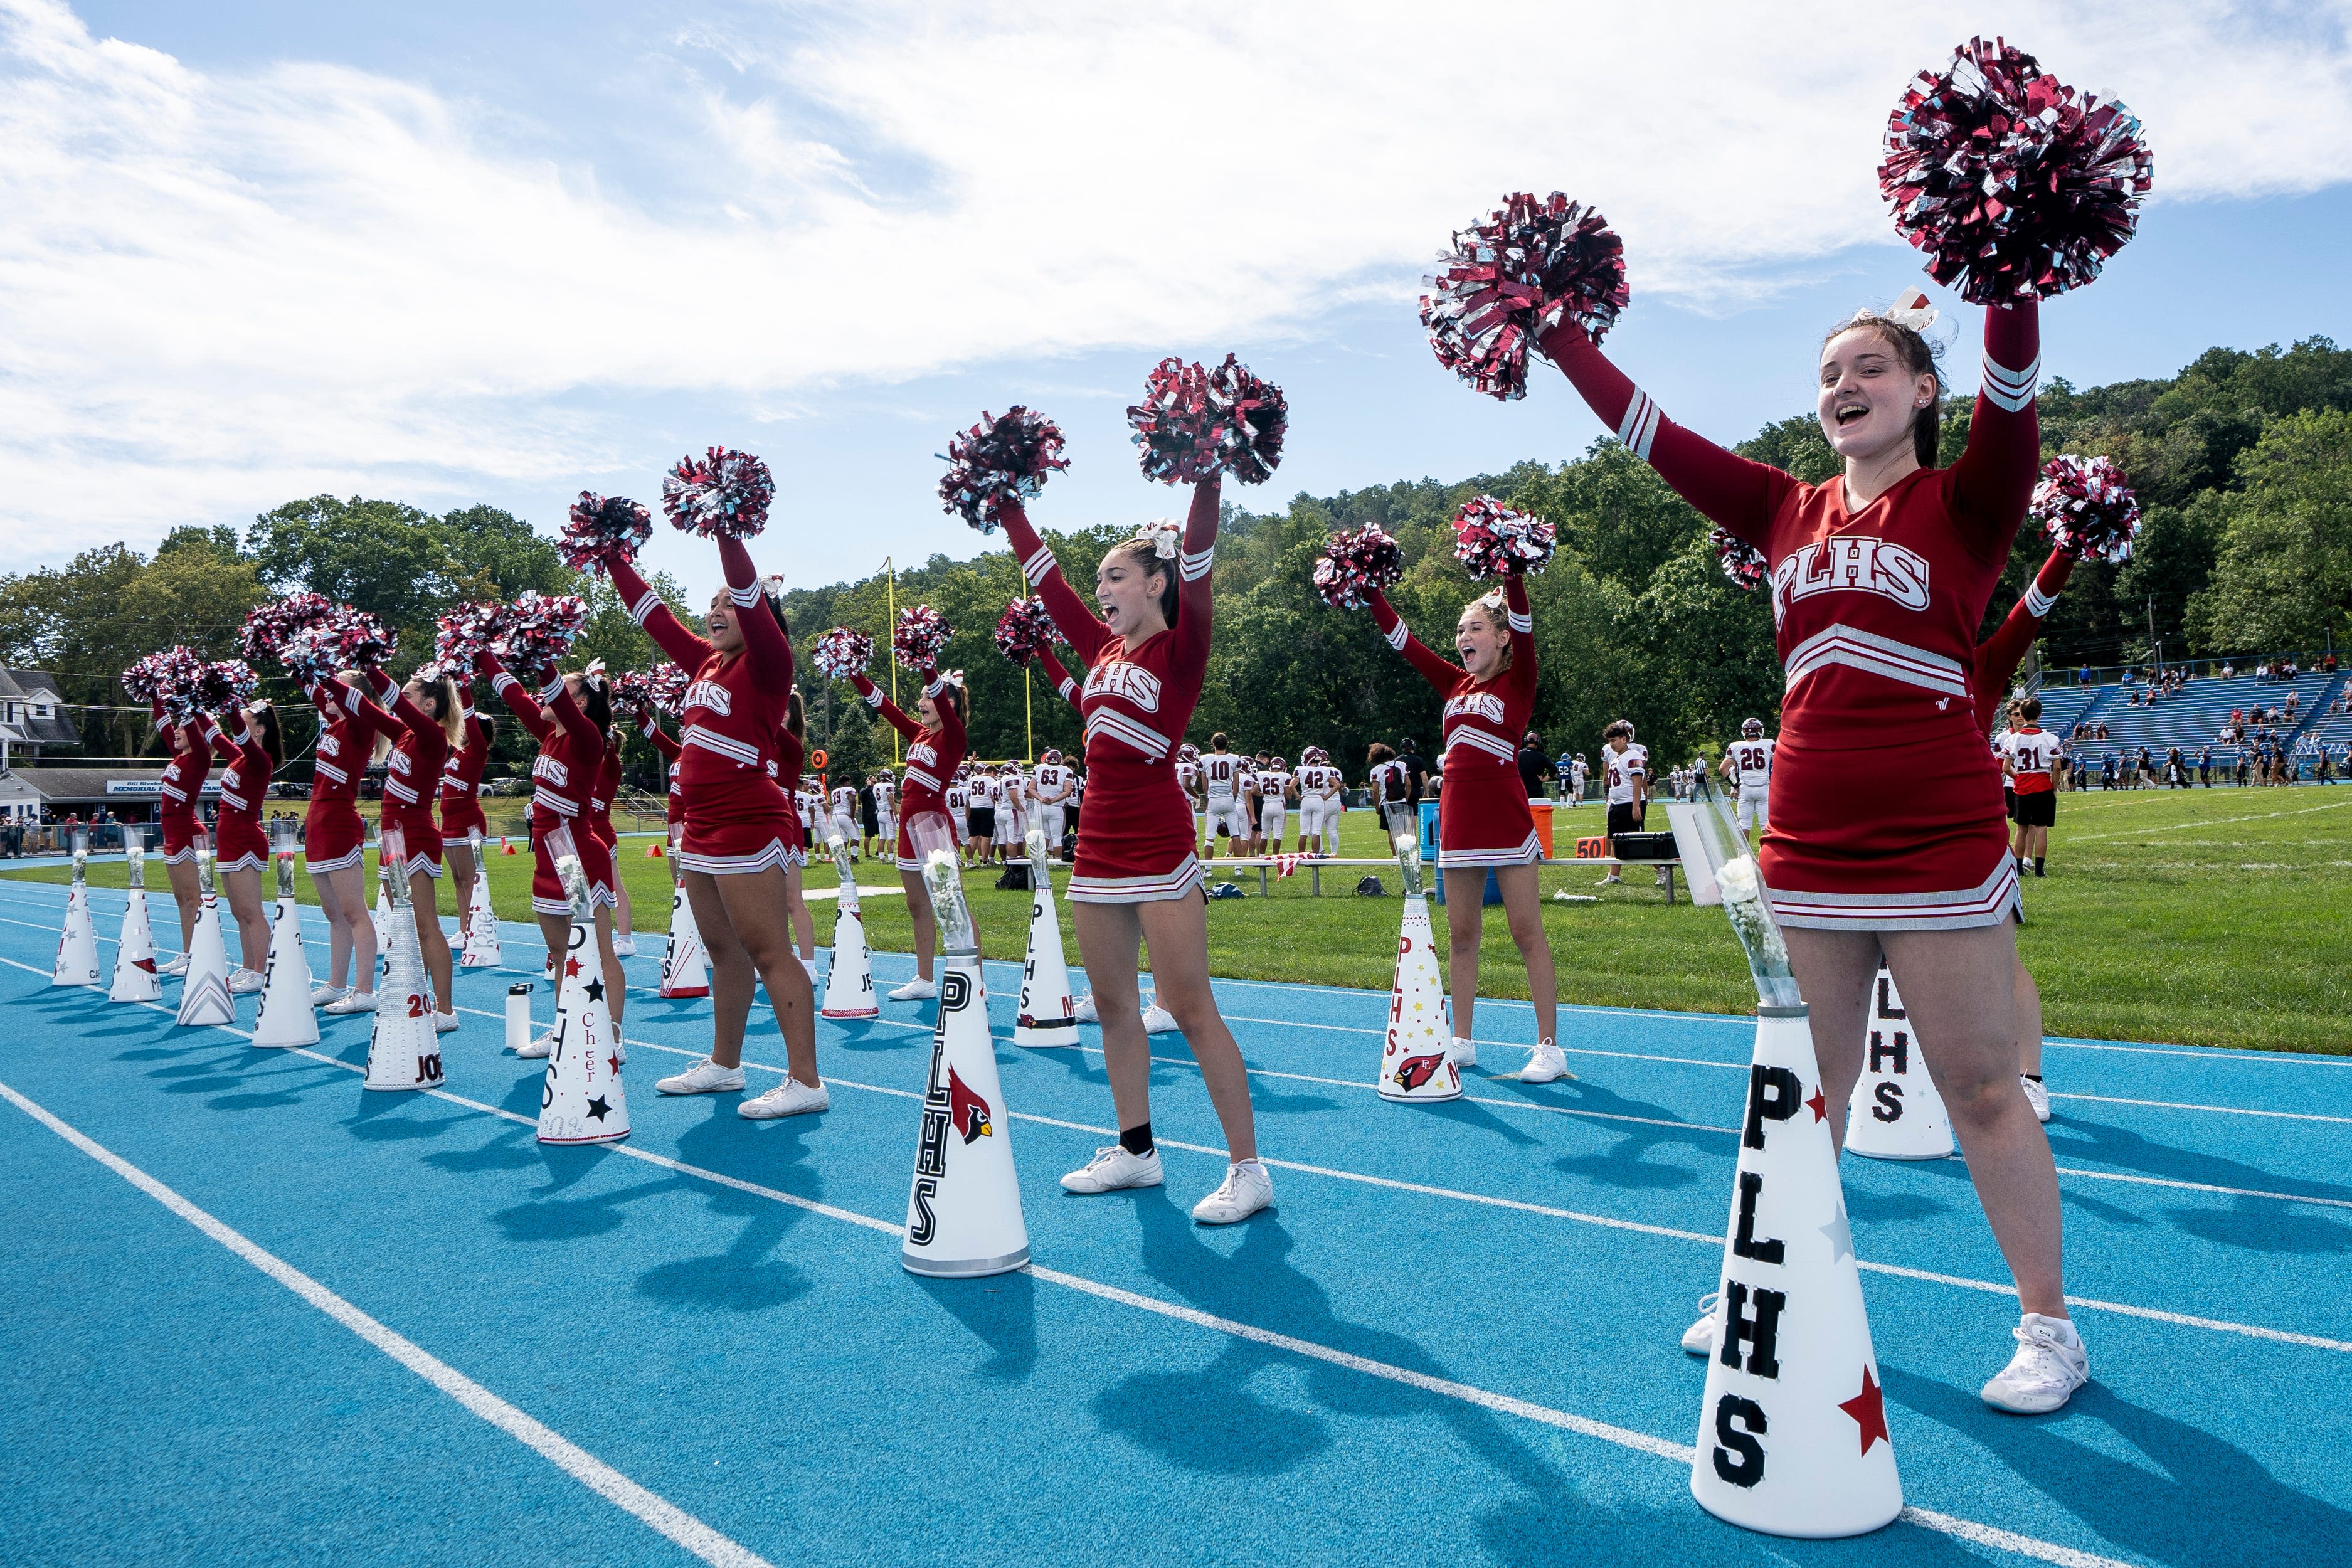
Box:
[11,787,2349,1054]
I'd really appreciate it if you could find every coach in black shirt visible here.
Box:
[1396,738,1431,806]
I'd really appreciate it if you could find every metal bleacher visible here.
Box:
[2054,670,2344,763]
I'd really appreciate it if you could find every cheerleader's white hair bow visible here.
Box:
[1478,587,1507,610]
[940,669,967,688]
[1854,288,1937,334]
[582,657,607,686]
[1137,519,1182,559]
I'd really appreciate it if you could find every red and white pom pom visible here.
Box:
[123,647,198,707]
[276,625,342,687]
[1126,354,1288,485]
[433,601,508,681]
[1422,193,1628,401]
[1312,524,1405,611]
[891,605,951,672]
[326,607,396,669]
[609,669,655,711]
[662,447,776,539]
[811,627,874,681]
[497,591,588,670]
[196,659,259,713]
[1880,37,2153,304]
[237,592,336,665]
[992,597,1057,667]
[2031,455,2141,563]
[939,408,1069,532]
[561,492,654,572]
[1451,495,1555,580]
[646,662,690,716]
[1712,527,1769,591]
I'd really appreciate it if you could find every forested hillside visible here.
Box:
[4,337,2348,784]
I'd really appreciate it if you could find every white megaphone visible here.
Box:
[1845,966,1955,1160]
[1011,827,1075,1047]
[1375,823,1458,1102]
[820,830,877,1019]
[111,829,162,1002]
[174,846,236,1027]
[53,829,102,988]
[659,826,709,1000]
[363,825,442,1091]
[251,821,319,1047]
[460,830,502,967]
[538,837,629,1145]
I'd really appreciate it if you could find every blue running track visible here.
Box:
[1,879,2348,1566]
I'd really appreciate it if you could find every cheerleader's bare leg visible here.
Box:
[407,868,452,1014]
[1493,865,1558,1046]
[688,867,817,1086]
[784,861,815,961]
[447,840,478,940]
[322,861,374,991]
[898,868,936,982]
[593,903,623,1027]
[1440,868,1488,1042]
[312,865,355,988]
[1787,924,2066,1319]
[1074,901,1258,1163]
[166,856,201,953]
[222,866,270,974]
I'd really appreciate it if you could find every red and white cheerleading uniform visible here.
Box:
[349,668,452,879]
[610,544,796,877]
[481,652,614,916]
[640,712,686,833]
[1544,300,2043,929]
[772,726,810,868]
[302,683,368,872]
[995,480,1219,903]
[213,711,273,873]
[851,669,967,871]
[1369,577,1541,869]
[438,699,493,847]
[583,743,622,865]
[154,702,216,864]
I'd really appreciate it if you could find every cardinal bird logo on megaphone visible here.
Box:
[1391,1052,1449,1093]
[948,1065,994,1143]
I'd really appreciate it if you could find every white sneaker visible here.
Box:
[1073,993,1099,1023]
[1141,1004,1179,1034]
[309,982,349,1005]
[1061,1144,1163,1194]
[433,1010,459,1033]
[739,1078,829,1118]
[613,935,637,957]
[1682,1292,1720,1357]
[322,991,378,1015]
[1192,1160,1274,1225]
[1594,874,1621,886]
[1980,1313,2089,1414]
[888,977,938,1002]
[657,1057,746,1095]
[800,956,818,984]
[159,953,190,977]
[1449,1037,1477,1069]
[226,968,266,995]
[2021,1075,2051,1123]
[1522,1038,1573,1083]
[515,1027,554,1059]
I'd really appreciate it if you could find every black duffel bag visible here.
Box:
[1611,830,1678,861]
[994,862,1032,891]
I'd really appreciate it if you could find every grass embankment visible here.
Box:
[11,788,2348,1053]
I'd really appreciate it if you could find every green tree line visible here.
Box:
[5,337,2348,785]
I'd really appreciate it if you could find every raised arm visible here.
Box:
[364,666,440,741]
[637,708,682,761]
[1033,648,1084,713]
[926,670,966,763]
[337,679,406,748]
[1367,588,1470,697]
[609,556,715,673]
[1974,549,2075,701]
[538,669,602,757]
[849,672,924,742]
[1169,476,1221,691]
[716,536,792,688]
[1502,576,1535,698]
[477,651,552,743]
[1947,302,2043,559]
[993,499,1110,665]
[1539,320,1793,548]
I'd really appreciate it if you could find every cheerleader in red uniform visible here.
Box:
[995,479,1271,1224]
[1545,291,2082,1409]
[302,677,377,1009]
[347,664,465,1028]
[581,712,637,958]
[438,684,494,950]
[774,693,819,979]
[479,649,622,1051]
[840,662,966,1001]
[212,702,283,993]
[603,543,822,1119]
[1364,575,1564,1081]
[151,699,215,975]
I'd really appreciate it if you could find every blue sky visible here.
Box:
[9,1,2352,603]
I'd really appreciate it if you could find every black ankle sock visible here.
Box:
[2033,857,2046,876]
[1120,1122,1155,1157]
[2025,1073,2043,1083]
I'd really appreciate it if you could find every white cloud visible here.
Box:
[1,0,2348,563]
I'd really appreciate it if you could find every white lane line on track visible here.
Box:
[12,883,2352,1073]
[0,1076,775,1568]
[0,999,2144,1568]
[2050,1091,2352,1126]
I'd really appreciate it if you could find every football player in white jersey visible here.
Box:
[944,770,973,865]
[1569,753,1589,806]
[1596,720,1656,886]
[1200,733,1249,858]
[1000,763,1031,861]
[2003,696,2063,877]
[1719,717,1776,845]
[1032,748,1075,857]
[1294,747,1343,855]
[1254,756,1296,854]
[869,770,896,858]
[828,778,861,860]
[1173,743,1204,847]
